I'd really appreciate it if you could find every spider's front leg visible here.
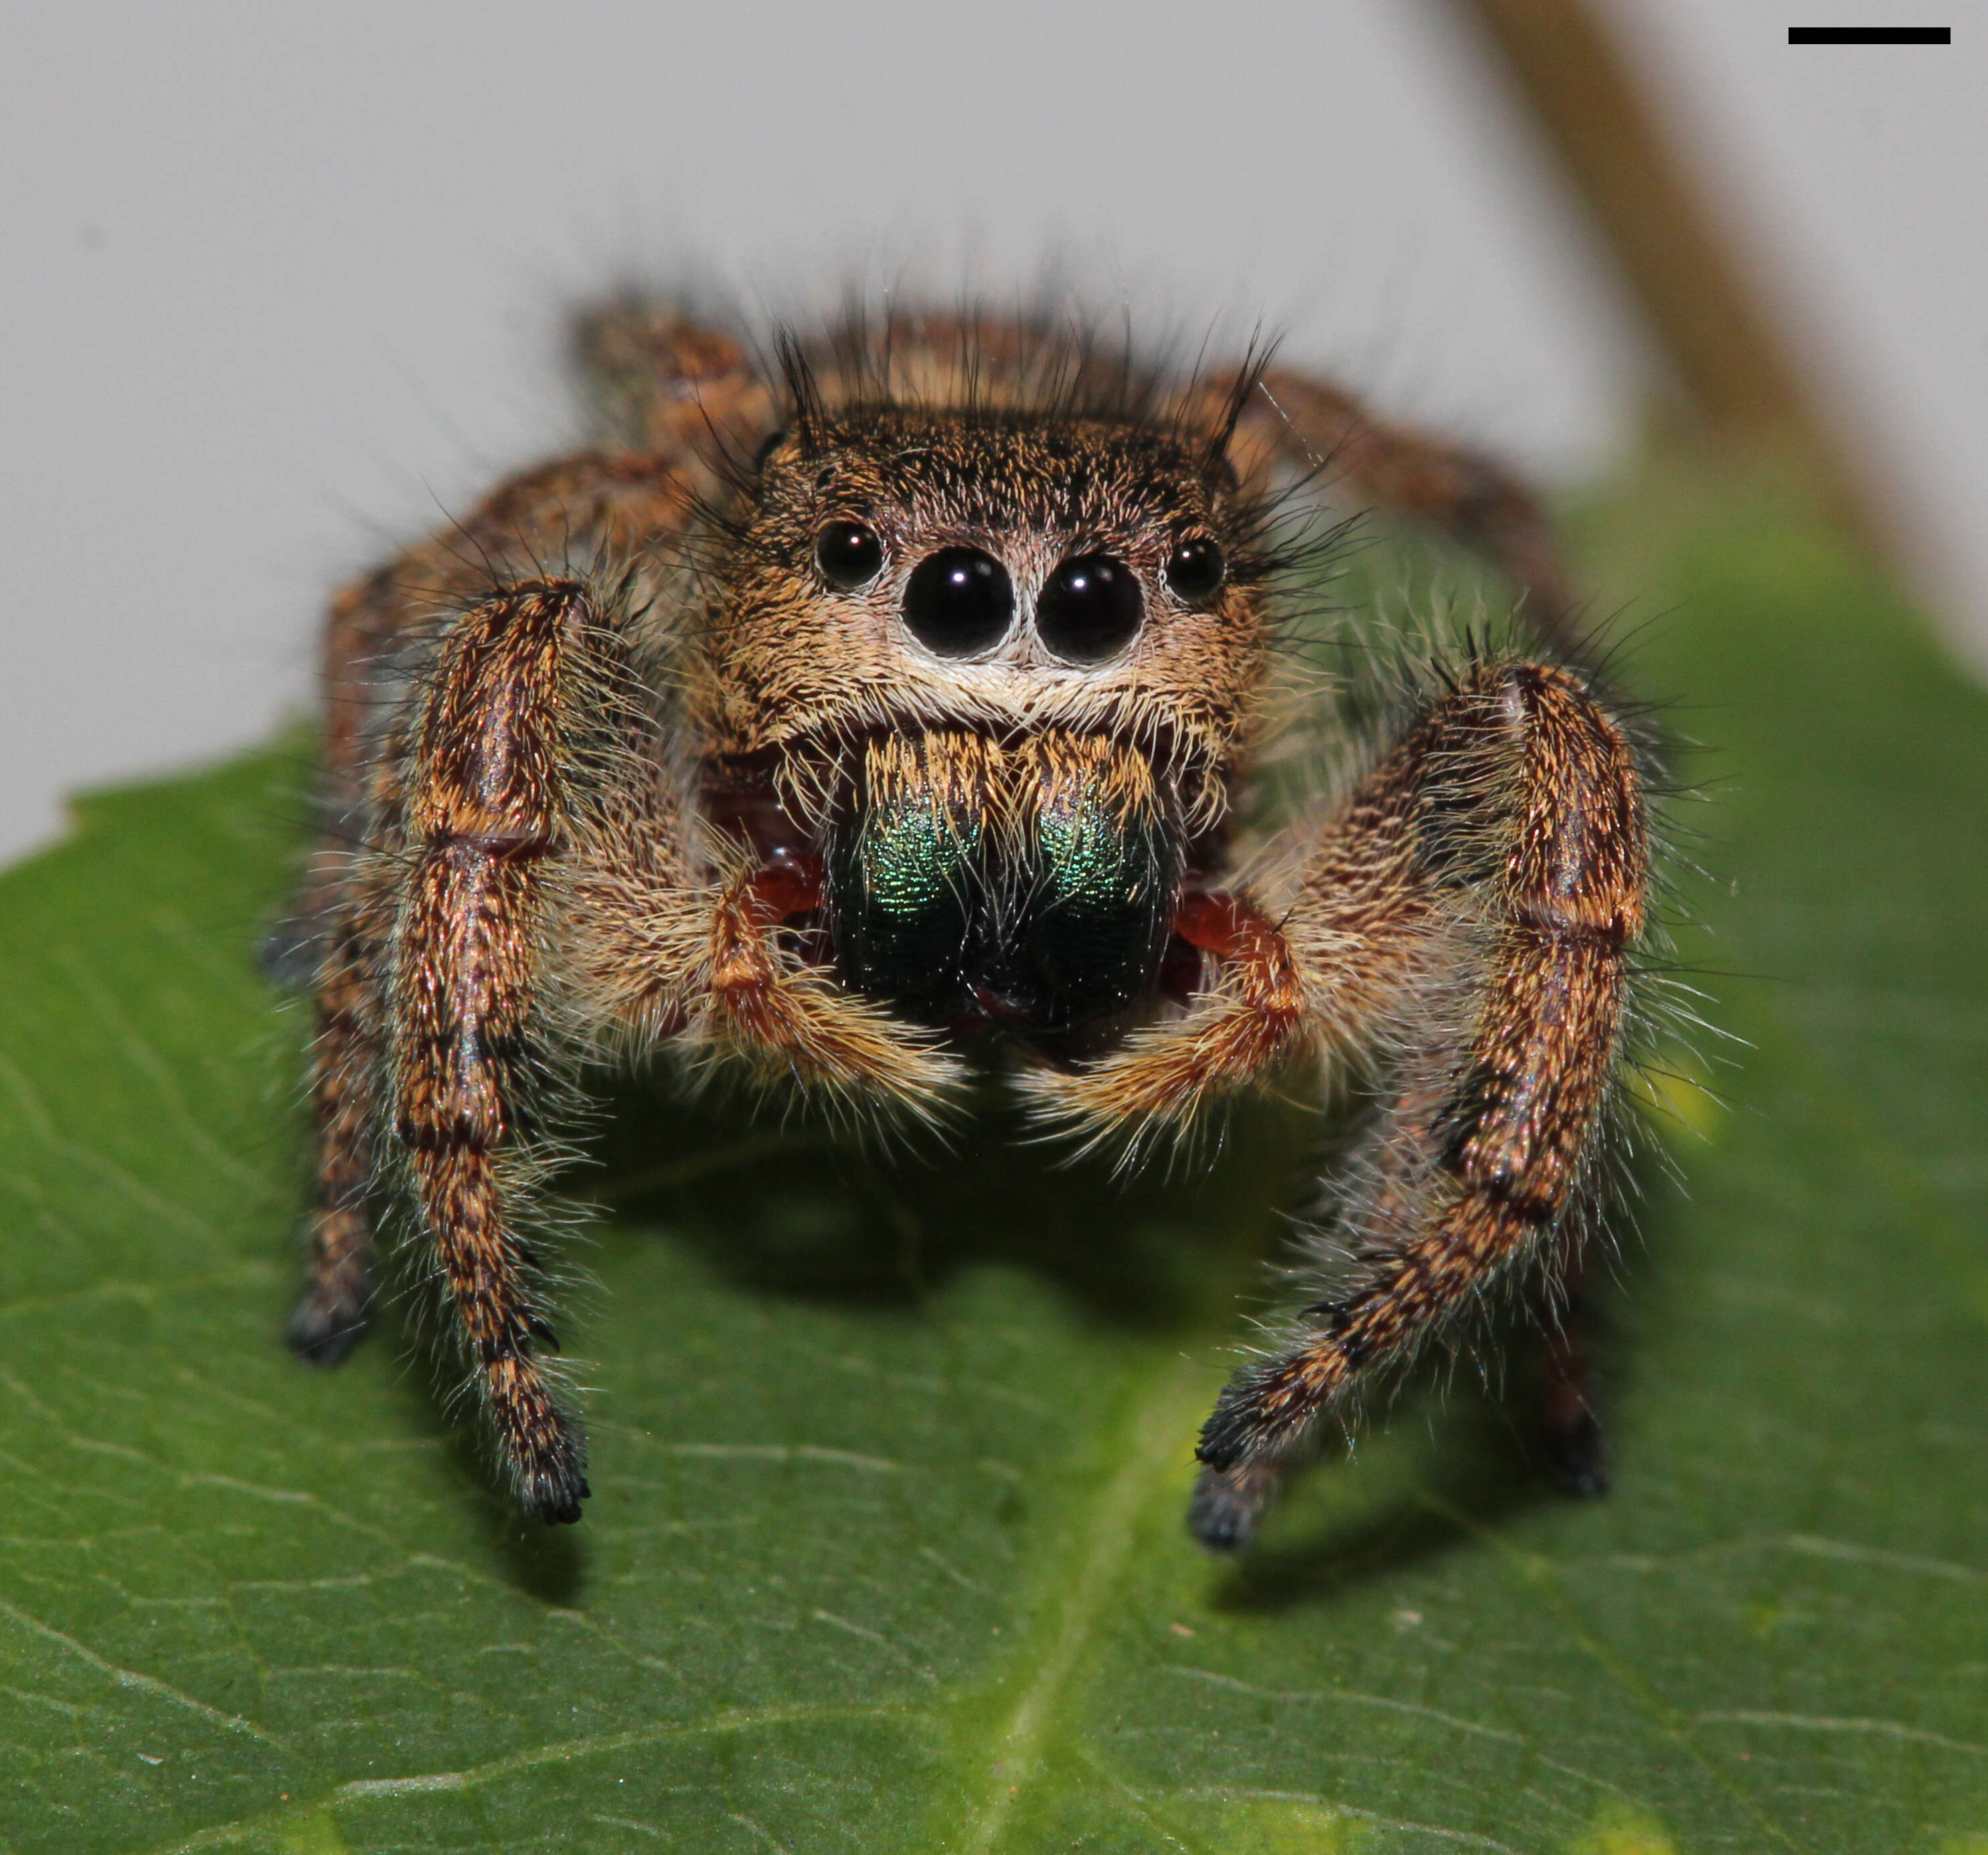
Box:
[299,578,953,1524]
[364,580,631,1522]
[1031,660,1649,1549]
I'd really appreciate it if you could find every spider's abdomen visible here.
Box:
[829,729,1181,1039]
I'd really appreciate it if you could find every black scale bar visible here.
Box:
[1789,26,1951,41]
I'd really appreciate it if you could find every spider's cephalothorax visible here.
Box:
[279,304,1654,1542]
[697,404,1269,1051]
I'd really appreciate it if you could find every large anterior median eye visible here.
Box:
[902,547,1014,656]
[1036,553,1143,662]
[815,520,884,590]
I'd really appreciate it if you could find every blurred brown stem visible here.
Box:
[1446,0,1876,541]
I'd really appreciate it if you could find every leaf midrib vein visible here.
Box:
[955,1354,1205,1855]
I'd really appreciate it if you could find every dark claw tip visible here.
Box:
[286,1296,369,1366]
[1186,1460,1287,1555]
[525,1467,590,1526]
[1541,1409,1610,1500]
[1187,1485,1257,1554]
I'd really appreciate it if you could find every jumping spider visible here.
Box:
[276,302,1657,1548]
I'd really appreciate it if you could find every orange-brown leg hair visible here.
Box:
[382,580,635,1523]
[1195,660,1645,1547]
[1032,660,1647,1550]
[264,432,730,992]
[574,300,776,460]
[276,379,762,1326]
[303,568,951,1523]
[696,856,962,1110]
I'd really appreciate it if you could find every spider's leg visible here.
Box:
[318,448,709,810]
[287,889,388,1363]
[1535,1230,1609,1498]
[1190,660,1648,1545]
[306,563,951,1526]
[1031,658,1648,1547]
[574,299,776,459]
[265,442,715,996]
[1232,367,1581,654]
[378,579,641,1523]
[283,448,699,1357]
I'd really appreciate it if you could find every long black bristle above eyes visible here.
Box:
[774,329,827,456]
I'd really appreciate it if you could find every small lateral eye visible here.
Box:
[815,520,884,591]
[902,547,1014,656]
[1165,535,1226,602]
[1036,553,1143,662]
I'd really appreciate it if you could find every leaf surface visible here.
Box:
[2,475,1985,1854]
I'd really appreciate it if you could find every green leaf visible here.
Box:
[3,468,1985,1854]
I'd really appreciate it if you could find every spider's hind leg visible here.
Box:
[286,897,386,1365]
[1232,367,1582,655]
[574,298,774,461]
[1533,1230,1610,1499]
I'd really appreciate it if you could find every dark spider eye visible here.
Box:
[815,520,884,591]
[1036,553,1143,662]
[902,547,1013,656]
[1165,535,1226,602]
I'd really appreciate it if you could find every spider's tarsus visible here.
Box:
[1187,1458,1287,1553]
[1539,1399,1611,1500]
[523,1464,590,1526]
[285,1291,369,1367]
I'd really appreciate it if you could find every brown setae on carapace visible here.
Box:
[272,300,1665,1547]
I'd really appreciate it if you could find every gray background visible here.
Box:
[4,0,1982,865]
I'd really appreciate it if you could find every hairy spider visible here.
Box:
[274,301,1659,1547]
